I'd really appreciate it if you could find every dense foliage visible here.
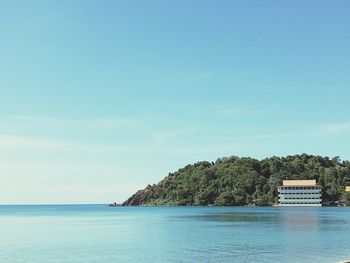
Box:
[124,154,350,206]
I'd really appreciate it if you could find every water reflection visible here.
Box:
[280,208,319,232]
[176,208,280,224]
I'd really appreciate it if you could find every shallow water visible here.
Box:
[0,205,349,263]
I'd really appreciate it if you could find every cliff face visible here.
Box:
[122,154,350,206]
[122,188,154,206]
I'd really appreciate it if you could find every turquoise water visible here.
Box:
[0,206,350,263]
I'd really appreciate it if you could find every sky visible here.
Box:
[0,0,350,204]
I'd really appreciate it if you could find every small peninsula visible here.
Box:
[123,154,350,206]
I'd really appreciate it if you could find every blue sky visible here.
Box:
[0,1,349,204]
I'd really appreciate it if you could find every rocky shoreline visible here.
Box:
[121,188,154,206]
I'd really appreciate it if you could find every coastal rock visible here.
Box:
[122,188,153,206]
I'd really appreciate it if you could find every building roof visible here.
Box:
[282,180,317,187]
[346,186,350,192]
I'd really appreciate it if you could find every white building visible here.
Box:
[278,180,322,206]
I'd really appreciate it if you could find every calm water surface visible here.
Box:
[0,205,349,263]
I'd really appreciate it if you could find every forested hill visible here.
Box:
[122,154,350,206]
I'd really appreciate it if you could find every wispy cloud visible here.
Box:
[12,115,65,124]
[4,114,138,129]
[2,117,349,156]
[0,133,200,154]
[86,118,136,128]
[320,122,350,135]
[0,134,82,151]
[152,127,198,142]
[169,72,211,81]
[216,107,241,116]
[0,132,240,156]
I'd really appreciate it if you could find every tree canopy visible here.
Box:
[122,154,350,206]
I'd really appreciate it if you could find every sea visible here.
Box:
[0,205,349,263]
